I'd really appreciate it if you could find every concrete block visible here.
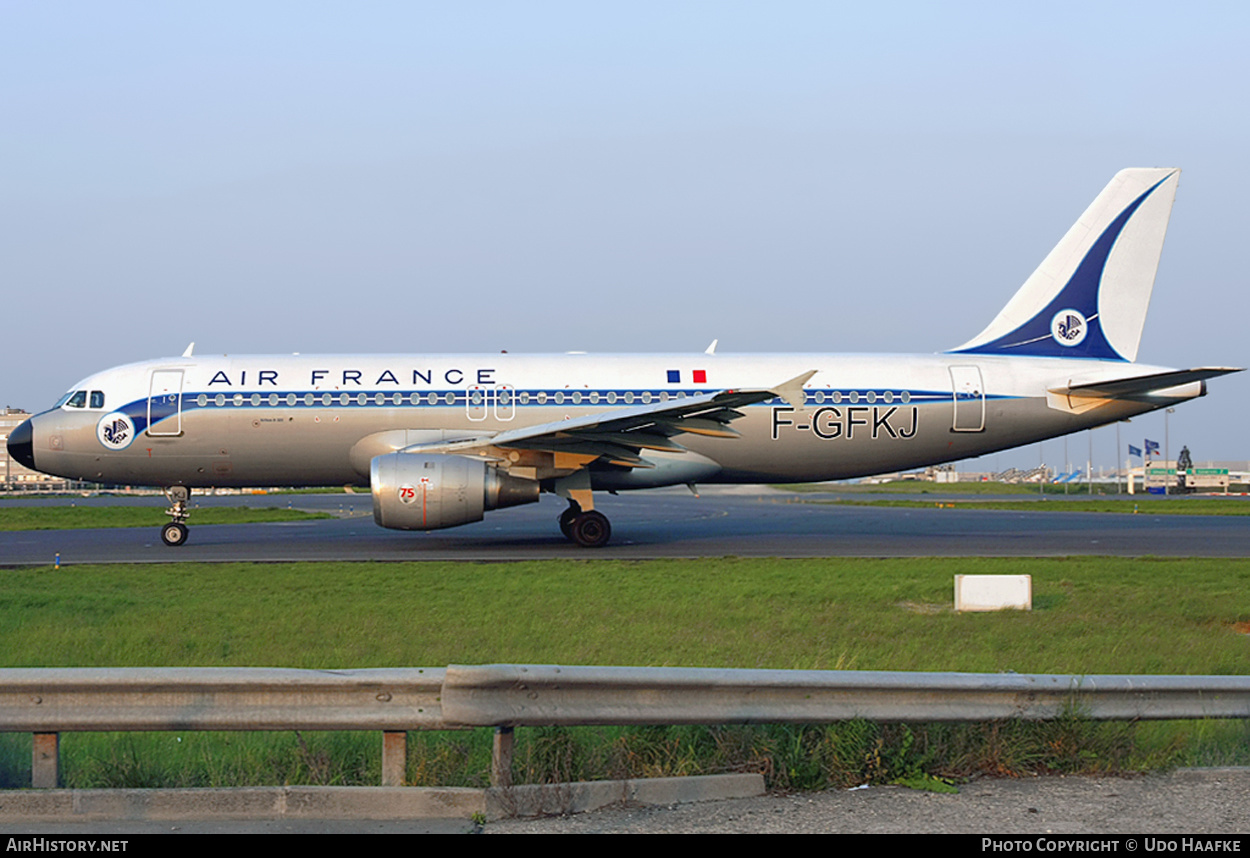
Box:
[955,574,1032,611]
[485,773,765,820]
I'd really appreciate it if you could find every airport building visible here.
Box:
[1,407,90,491]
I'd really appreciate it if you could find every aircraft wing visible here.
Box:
[399,370,815,469]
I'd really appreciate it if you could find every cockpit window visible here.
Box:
[56,389,105,409]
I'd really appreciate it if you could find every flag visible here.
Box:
[1128,444,1142,458]
[1145,439,1160,456]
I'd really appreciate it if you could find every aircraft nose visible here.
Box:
[7,418,35,470]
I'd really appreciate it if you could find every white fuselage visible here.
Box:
[21,351,1199,489]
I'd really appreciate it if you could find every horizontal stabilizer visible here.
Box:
[1056,367,1242,398]
[1046,367,1242,414]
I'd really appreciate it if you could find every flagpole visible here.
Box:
[1039,442,1044,496]
[1116,423,1122,494]
[1165,409,1171,495]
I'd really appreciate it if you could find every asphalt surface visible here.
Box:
[3,487,1249,564]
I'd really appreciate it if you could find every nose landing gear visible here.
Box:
[161,486,191,547]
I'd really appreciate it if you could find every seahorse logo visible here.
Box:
[1050,308,1088,347]
[97,412,136,450]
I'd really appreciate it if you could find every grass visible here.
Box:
[0,557,1247,789]
[0,506,331,531]
[2,557,1247,672]
[813,498,1250,515]
[5,718,1238,792]
[777,481,1250,497]
[777,481,1052,494]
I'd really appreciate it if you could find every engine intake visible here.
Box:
[371,453,539,531]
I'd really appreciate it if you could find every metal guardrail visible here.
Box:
[0,667,446,732]
[0,668,447,789]
[3,665,1248,790]
[441,665,1250,724]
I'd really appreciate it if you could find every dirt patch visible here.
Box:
[897,601,946,615]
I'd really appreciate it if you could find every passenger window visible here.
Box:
[90,391,105,409]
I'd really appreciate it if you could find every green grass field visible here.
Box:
[778,481,1250,497]
[1,557,1247,789]
[0,505,331,531]
[778,481,1049,494]
[815,498,1250,515]
[2,557,1247,672]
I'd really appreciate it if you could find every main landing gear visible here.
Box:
[558,500,611,548]
[161,486,190,547]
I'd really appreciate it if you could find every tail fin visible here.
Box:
[949,168,1180,362]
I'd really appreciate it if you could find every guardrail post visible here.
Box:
[32,732,58,788]
[381,731,406,786]
[492,727,513,788]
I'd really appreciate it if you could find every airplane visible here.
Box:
[6,168,1240,548]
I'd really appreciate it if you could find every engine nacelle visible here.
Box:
[371,453,540,531]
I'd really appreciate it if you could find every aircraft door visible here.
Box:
[466,385,489,421]
[147,369,184,436]
[494,384,515,421]
[949,366,985,432]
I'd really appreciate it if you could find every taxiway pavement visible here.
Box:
[3,488,1247,564]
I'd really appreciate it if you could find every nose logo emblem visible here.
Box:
[97,412,136,450]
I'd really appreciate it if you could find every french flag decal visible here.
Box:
[666,370,680,383]
[693,369,707,383]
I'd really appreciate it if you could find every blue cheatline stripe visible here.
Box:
[121,386,1017,432]
[952,173,1172,361]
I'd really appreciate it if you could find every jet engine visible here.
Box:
[370,452,539,531]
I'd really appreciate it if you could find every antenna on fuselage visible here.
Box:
[705,339,718,355]
[182,342,195,357]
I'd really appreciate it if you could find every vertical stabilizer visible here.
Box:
[950,168,1179,362]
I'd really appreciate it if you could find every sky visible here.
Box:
[2,1,1246,473]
